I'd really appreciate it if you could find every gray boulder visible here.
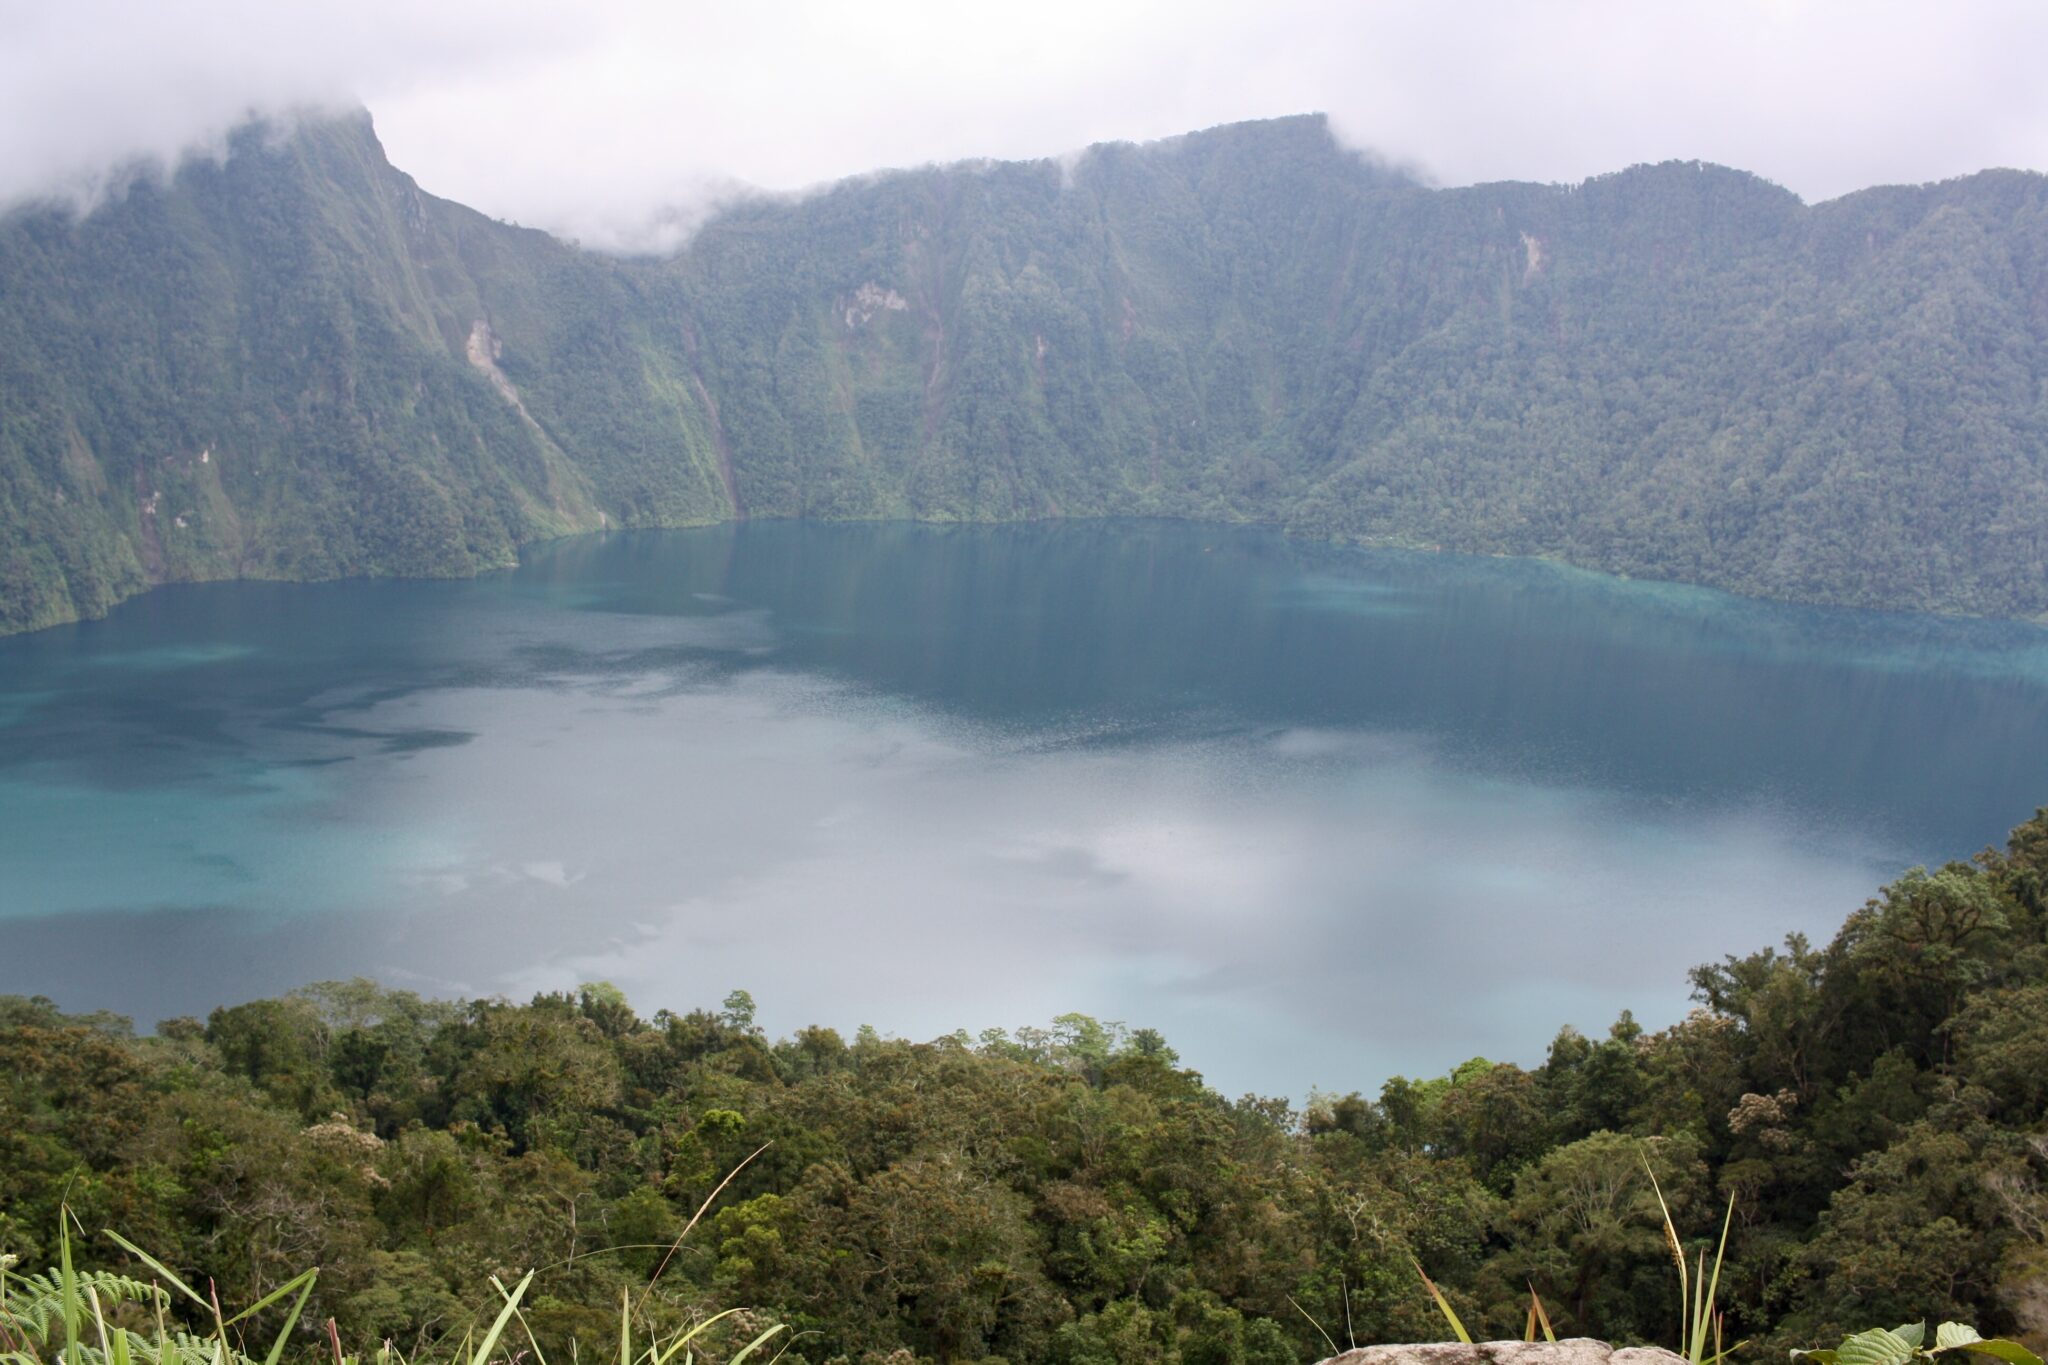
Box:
[1318,1340,1687,1365]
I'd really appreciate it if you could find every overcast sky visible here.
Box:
[3,0,2045,251]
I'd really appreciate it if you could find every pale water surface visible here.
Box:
[3,521,2046,1097]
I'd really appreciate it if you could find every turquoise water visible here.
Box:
[3,520,2046,1096]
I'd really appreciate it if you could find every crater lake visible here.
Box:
[4,520,2046,1096]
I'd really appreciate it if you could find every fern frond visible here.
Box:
[0,1269,170,1340]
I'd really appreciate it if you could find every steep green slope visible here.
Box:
[3,111,2046,633]
[0,113,732,633]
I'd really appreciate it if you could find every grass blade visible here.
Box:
[1410,1259,1472,1345]
[469,1271,533,1365]
[1287,1297,1339,1358]
[60,1212,81,1365]
[648,1309,744,1365]
[103,1234,210,1312]
[1698,1194,1735,1361]
[85,1284,112,1363]
[250,1271,318,1365]
[1642,1155,1694,1360]
[636,1143,772,1323]
[220,1269,317,1332]
[726,1325,785,1365]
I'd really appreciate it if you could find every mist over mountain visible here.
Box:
[2,109,2045,635]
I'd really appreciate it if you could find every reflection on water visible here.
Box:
[2,521,2045,1096]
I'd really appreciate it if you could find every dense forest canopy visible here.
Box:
[6,807,2048,1364]
[2,112,2047,636]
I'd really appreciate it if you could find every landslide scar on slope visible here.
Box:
[464,320,544,431]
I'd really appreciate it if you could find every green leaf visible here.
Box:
[1838,1328,1920,1365]
[1789,1351,1840,1365]
[1895,1327,1928,1351]
[1957,1342,2045,1365]
[1936,1326,1985,1353]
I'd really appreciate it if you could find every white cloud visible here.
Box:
[0,1,569,210]
[3,0,2044,247]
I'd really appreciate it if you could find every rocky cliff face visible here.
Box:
[4,110,2047,634]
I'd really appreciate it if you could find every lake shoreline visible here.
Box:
[8,508,2043,644]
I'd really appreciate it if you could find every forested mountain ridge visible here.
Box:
[3,110,2047,634]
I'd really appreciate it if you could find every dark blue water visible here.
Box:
[3,521,2045,1095]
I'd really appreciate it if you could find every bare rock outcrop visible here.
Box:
[1319,1339,1687,1365]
